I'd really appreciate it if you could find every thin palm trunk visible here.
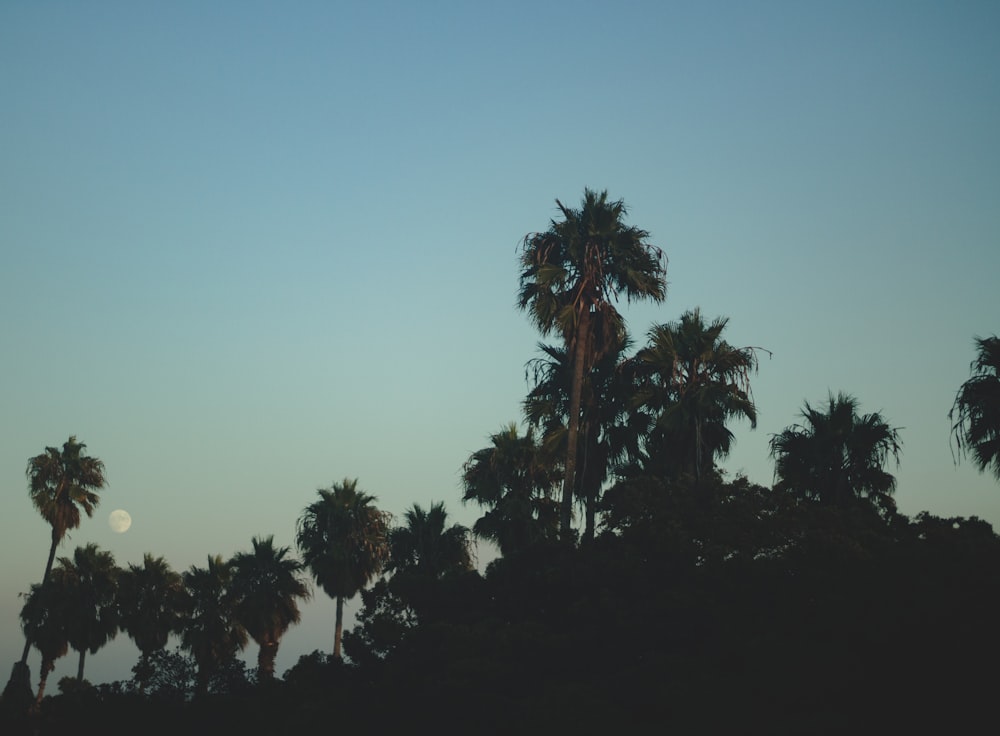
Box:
[35,659,54,706]
[76,649,86,681]
[694,414,702,486]
[41,530,60,591]
[258,639,278,680]
[583,489,597,544]
[334,595,344,660]
[581,417,599,545]
[562,307,590,539]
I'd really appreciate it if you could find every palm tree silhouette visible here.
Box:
[950,335,1000,481]
[388,502,473,578]
[181,555,247,696]
[18,581,70,705]
[462,424,559,556]
[518,189,666,538]
[386,502,474,622]
[118,554,186,693]
[54,543,119,681]
[7,436,108,697]
[634,308,761,484]
[769,392,902,516]
[296,480,390,660]
[230,535,310,679]
[525,323,639,542]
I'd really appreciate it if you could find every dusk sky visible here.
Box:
[2,1,998,686]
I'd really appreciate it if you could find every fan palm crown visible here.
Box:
[388,502,473,578]
[53,543,120,682]
[118,554,186,692]
[634,308,761,482]
[769,392,902,516]
[463,424,559,556]
[27,436,107,587]
[950,335,1000,481]
[181,555,247,695]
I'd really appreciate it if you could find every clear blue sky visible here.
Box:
[2,1,998,686]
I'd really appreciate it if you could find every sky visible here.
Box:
[2,1,998,687]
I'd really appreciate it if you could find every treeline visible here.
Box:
[4,482,1000,733]
[3,188,999,733]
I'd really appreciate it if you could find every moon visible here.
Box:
[108,509,132,534]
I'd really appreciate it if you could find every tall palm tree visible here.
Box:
[230,536,310,680]
[633,308,762,484]
[296,479,390,660]
[54,543,120,681]
[769,392,902,516]
[118,554,187,692]
[181,555,247,696]
[19,581,71,705]
[950,335,1000,481]
[462,424,560,556]
[518,189,667,538]
[11,437,107,683]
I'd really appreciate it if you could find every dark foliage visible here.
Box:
[4,479,999,734]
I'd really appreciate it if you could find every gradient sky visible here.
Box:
[2,1,998,686]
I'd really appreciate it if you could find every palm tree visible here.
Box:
[181,555,247,696]
[386,502,474,622]
[296,480,390,660]
[9,436,107,688]
[462,424,560,556]
[19,581,71,705]
[118,554,187,692]
[388,502,473,578]
[524,324,640,543]
[769,392,902,516]
[950,335,1000,481]
[54,543,120,681]
[518,189,667,538]
[633,309,762,484]
[230,536,310,680]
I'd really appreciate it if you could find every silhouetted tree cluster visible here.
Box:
[4,191,999,734]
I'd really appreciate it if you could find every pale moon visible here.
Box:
[108,509,132,533]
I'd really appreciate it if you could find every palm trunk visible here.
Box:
[18,641,32,669]
[333,595,344,660]
[562,307,590,541]
[35,659,54,706]
[581,419,598,545]
[41,528,60,592]
[258,639,278,680]
[694,415,702,487]
[77,649,86,681]
[584,491,597,544]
